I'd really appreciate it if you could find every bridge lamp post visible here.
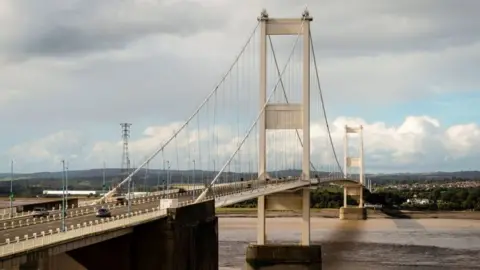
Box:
[144,163,149,193]
[168,163,171,190]
[65,161,69,210]
[212,159,216,187]
[127,176,132,215]
[210,159,216,197]
[61,160,67,232]
[9,159,14,219]
[162,160,166,191]
[192,159,196,200]
[102,162,106,195]
[156,165,161,192]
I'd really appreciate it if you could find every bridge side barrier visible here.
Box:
[0,190,187,229]
[0,197,203,257]
[0,180,288,223]
[0,178,303,255]
[0,208,169,257]
[0,180,296,234]
[0,189,182,221]
[213,179,310,207]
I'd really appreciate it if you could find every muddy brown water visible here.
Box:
[218,217,480,269]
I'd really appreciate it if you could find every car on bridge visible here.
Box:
[32,207,49,218]
[114,196,127,205]
[95,208,112,218]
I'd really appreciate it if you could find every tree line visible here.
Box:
[2,176,480,211]
[229,186,480,211]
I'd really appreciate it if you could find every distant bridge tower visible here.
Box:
[257,9,312,246]
[343,125,364,184]
[340,125,366,217]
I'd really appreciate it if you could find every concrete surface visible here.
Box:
[339,207,367,220]
[244,244,322,270]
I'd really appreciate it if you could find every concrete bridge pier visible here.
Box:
[245,244,322,270]
[245,188,322,269]
[339,183,367,220]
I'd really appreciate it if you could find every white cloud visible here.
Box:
[8,116,480,173]
[8,130,87,171]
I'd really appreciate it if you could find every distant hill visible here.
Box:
[0,169,128,181]
[0,169,479,181]
[0,168,478,198]
[369,171,480,181]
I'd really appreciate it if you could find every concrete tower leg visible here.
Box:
[257,10,268,245]
[257,196,266,245]
[301,188,310,245]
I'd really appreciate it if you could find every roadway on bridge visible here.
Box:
[0,180,280,245]
[0,190,192,229]
[0,194,196,244]
[0,197,159,230]
[0,180,309,237]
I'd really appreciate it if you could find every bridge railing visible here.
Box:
[0,192,183,230]
[0,196,206,257]
[213,178,311,207]
[0,178,302,257]
[0,196,162,232]
[0,188,192,223]
[0,207,168,257]
[0,188,207,231]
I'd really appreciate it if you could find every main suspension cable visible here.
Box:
[97,22,261,203]
[309,30,343,174]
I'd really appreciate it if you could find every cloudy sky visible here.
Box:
[1,0,479,174]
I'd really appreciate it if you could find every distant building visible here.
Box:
[406,198,430,205]
[42,190,105,197]
[364,203,383,209]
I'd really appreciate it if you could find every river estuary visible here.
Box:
[218,217,480,269]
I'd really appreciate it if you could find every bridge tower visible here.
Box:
[340,125,366,219]
[343,125,364,184]
[257,9,312,246]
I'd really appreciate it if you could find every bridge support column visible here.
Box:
[301,188,310,245]
[257,195,266,245]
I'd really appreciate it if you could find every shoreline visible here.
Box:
[215,207,480,220]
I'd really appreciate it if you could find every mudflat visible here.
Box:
[216,208,480,220]
[219,216,480,231]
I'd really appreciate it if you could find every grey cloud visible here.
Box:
[1,54,225,127]
[264,0,480,58]
[1,0,227,59]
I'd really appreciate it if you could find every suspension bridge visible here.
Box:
[0,9,367,269]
